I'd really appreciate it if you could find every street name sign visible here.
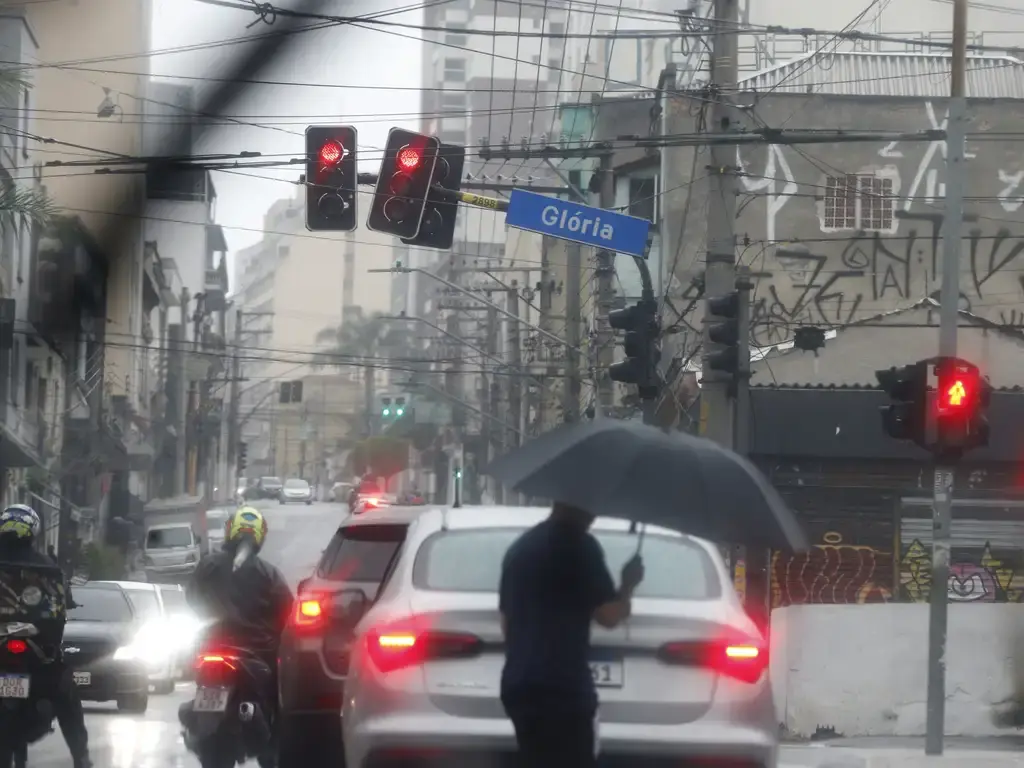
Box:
[505,189,652,258]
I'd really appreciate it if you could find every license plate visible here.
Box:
[589,660,624,688]
[72,672,91,686]
[0,674,29,699]
[193,686,230,712]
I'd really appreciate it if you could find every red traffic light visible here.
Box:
[397,146,422,172]
[319,140,344,166]
[943,378,969,409]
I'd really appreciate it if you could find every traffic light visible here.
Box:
[237,442,248,472]
[608,300,660,399]
[875,362,927,444]
[279,380,303,404]
[304,125,358,231]
[367,128,440,239]
[395,396,406,417]
[401,142,466,250]
[934,357,991,455]
[705,291,741,378]
[381,396,393,418]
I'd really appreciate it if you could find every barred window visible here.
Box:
[823,174,894,231]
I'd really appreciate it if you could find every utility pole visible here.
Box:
[702,0,741,449]
[564,240,583,423]
[506,284,524,459]
[926,0,968,755]
[594,153,617,413]
[226,308,243,482]
[483,306,502,504]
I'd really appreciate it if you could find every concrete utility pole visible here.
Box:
[507,284,524,505]
[594,153,617,413]
[702,0,740,449]
[226,308,243,481]
[926,0,968,755]
[564,245,583,421]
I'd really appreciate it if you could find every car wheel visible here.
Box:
[153,678,175,695]
[305,499,312,505]
[117,690,149,714]
[279,499,285,505]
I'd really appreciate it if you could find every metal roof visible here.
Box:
[739,51,1024,99]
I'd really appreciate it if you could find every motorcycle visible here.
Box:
[179,646,276,768]
[0,622,59,768]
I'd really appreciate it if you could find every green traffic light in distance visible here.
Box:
[396,407,405,416]
[382,408,391,416]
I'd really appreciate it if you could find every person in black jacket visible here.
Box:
[0,504,91,768]
[184,505,293,768]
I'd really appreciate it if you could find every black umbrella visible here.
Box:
[485,419,808,551]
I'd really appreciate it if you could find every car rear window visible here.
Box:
[125,590,161,621]
[147,526,193,548]
[317,524,407,582]
[159,588,187,614]
[69,588,133,622]
[412,528,720,600]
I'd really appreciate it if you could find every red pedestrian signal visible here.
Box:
[943,378,968,410]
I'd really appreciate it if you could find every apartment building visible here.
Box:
[233,188,391,477]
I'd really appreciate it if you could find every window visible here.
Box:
[444,23,467,47]
[69,588,132,622]
[439,130,467,146]
[628,176,657,223]
[443,58,466,82]
[823,174,894,231]
[549,21,565,36]
[317,524,407,582]
[413,528,720,599]
[440,91,467,113]
[125,590,161,621]
[146,526,193,549]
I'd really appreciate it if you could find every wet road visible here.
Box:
[26,499,347,767]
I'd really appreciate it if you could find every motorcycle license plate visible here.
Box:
[193,686,230,713]
[0,674,29,699]
[72,672,91,686]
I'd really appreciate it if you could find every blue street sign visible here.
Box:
[504,189,652,258]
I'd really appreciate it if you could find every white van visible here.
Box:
[143,522,201,584]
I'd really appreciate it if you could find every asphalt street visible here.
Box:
[25,499,347,767]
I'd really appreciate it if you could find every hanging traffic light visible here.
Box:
[705,291,740,379]
[304,125,358,231]
[381,396,393,418]
[401,142,466,250]
[367,128,440,239]
[875,362,927,445]
[608,300,660,400]
[395,396,406,417]
[237,442,248,472]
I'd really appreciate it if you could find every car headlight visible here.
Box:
[113,645,139,661]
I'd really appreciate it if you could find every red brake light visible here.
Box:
[319,140,343,166]
[292,596,326,630]
[6,639,27,654]
[658,640,766,684]
[366,626,482,674]
[397,146,422,172]
[195,653,237,685]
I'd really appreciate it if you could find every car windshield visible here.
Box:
[125,589,161,621]
[261,477,282,486]
[69,588,132,622]
[146,527,192,548]
[206,509,230,527]
[285,479,309,489]
[413,528,720,600]
[159,588,187,614]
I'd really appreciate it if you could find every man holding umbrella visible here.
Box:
[498,501,644,768]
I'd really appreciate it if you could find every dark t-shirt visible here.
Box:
[498,518,617,716]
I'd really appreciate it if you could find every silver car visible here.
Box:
[342,506,777,768]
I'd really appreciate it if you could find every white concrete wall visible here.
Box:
[771,604,1023,738]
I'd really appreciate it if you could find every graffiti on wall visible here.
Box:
[771,531,893,607]
[728,100,1024,347]
[900,539,1024,603]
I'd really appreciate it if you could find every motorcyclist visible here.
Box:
[0,504,91,768]
[184,505,293,767]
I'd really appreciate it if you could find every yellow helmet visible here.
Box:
[225,506,268,548]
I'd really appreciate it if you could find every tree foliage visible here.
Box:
[0,71,54,227]
[350,435,409,480]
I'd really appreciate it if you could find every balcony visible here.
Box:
[204,266,228,312]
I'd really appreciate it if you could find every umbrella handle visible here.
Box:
[635,524,646,554]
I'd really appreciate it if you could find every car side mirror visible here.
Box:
[334,588,368,623]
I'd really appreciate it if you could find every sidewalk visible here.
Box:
[781,737,1024,768]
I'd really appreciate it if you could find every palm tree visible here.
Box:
[315,308,390,438]
[0,70,54,226]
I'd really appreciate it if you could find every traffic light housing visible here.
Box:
[395,396,406,417]
[381,396,393,418]
[933,357,991,455]
[305,125,358,231]
[875,362,927,444]
[705,292,741,377]
[237,442,248,472]
[367,128,440,239]
[401,142,466,250]
[608,300,660,399]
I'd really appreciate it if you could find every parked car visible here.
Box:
[155,583,202,683]
[256,476,284,499]
[143,522,202,584]
[62,582,151,713]
[341,506,777,768]
[280,478,314,505]
[328,482,353,504]
[277,506,427,766]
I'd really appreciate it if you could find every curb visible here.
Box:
[782,746,1024,768]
